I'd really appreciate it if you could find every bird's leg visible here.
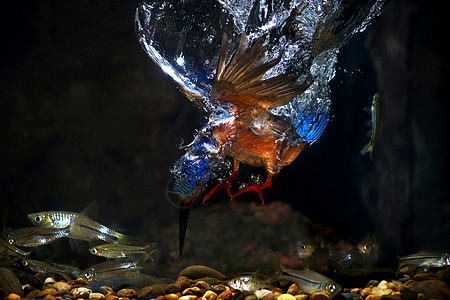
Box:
[231,177,272,204]
[202,160,239,204]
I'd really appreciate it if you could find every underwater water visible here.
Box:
[1,0,450,299]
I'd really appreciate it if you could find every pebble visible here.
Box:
[0,267,24,298]
[117,288,137,298]
[183,286,203,296]
[72,287,92,298]
[365,295,381,300]
[310,292,330,300]
[105,294,120,300]
[5,293,21,300]
[53,281,71,293]
[243,294,257,300]
[90,292,107,300]
[202,290,218,300]
[287,284,300,296]
[217,290,233,300]
[180,296,199,300]
[405,279,450,300]
[260,291,277,300]
[399,286,418,300]
[277,294,296,300]
[294,295,308,300]
[176,276,193,290]
[42,294,56,300]
[137,286,154,297]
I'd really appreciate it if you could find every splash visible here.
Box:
[136,0,386,204]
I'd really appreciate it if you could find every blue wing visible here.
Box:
[294,109,329,144]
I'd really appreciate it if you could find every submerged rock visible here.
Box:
[0,267,24,298]
[179,265,226,280]
[405,279,450,300]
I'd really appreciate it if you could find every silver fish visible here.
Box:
[297,240,316,259]
[228,272,274,292]
[28,211,79,229]
[89,242,157,259]
[272,252,341,297]
[29,209,125,244]
[2,227,69,247]
[398,252,450,272]
[22,258,75,281]
[80,258,140,282]
[0,237,31,257]
[361,93,382,159]
[357,233,379,256]
[280,266,341,297]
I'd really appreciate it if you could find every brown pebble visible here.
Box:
[350,288,361,294]
[137,286,154,297]
[101,286,114,295]
[360,287,372,297]
[178,265,226,280]
[405,279,450,300]
[212,284,228,295]
[195,281,211,290]
[365,296,381,300]
[105,294,119,300]
[72,278,88,286]
[183,287,202,296]
[367,280,380,288]
[176,276,192,290]
[272,288,283,297]
[287,284,300,296]
[6,293,21,300]
[294,295,308,300]
[117,288,137,298]
[89,293,106,300]
[43,295,56,300]
[44,287,58,295]
[278,294,296,300]
[202,290,217,300]
[260,291,277,300]
[165,294,179,300]
[179,296,198,300]
[309,292,330,300]
[217,290,233,300]
[54,281,71,293]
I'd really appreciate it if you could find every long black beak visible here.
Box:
[179,205,191,256]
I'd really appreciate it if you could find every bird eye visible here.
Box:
[34,215,42,223]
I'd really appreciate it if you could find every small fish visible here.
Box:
[0,237,32,257]
[80,258,140,282]
[89,242,157,260]
[29,208,126,244]
[297,240,316,259]
[398,252,450,272]
[357,233,379,256]
[228,272,275,292]
[272,252,341,297]
[361,93,382,159]
[22,258,75,281]
[2,226,69,248]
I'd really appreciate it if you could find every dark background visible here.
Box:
[1,0,449,276]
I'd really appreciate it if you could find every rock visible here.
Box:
[399,286,418,300]
[365,296,381,300]
[72,278,89,286]
[183,287,203,296]
[117,288,137,298]
[360,287,372,297]
[372,286,392,296]
[176,276,192,290]
[105,294,120,300]
[6,293,21,300]
[45,277,56,285]
[72,287,92,298]
[277,294,296,300]
[217,290,233,300]
[11,268,43,290]
[54,281,71,293]
[0,267,24,298]
[258,291,277,300]
[211,284,228,295]
[178,265,226,280]
[25,290,51,298]
[310,292,330,300]
[405,279,450,300]
[180,296,198,300]
[166,294,180,300]
[43,294,56,300]
[90,292,107,300]
[137,286,154,297]
[195,281,211,290]
[44,287,58,295]
[271,288,283,297]
[287,284,300,295]
[164,284,181,294]
[294,295,308,300]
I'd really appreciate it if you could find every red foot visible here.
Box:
[231,179,272,204]
[202,170,238,204]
